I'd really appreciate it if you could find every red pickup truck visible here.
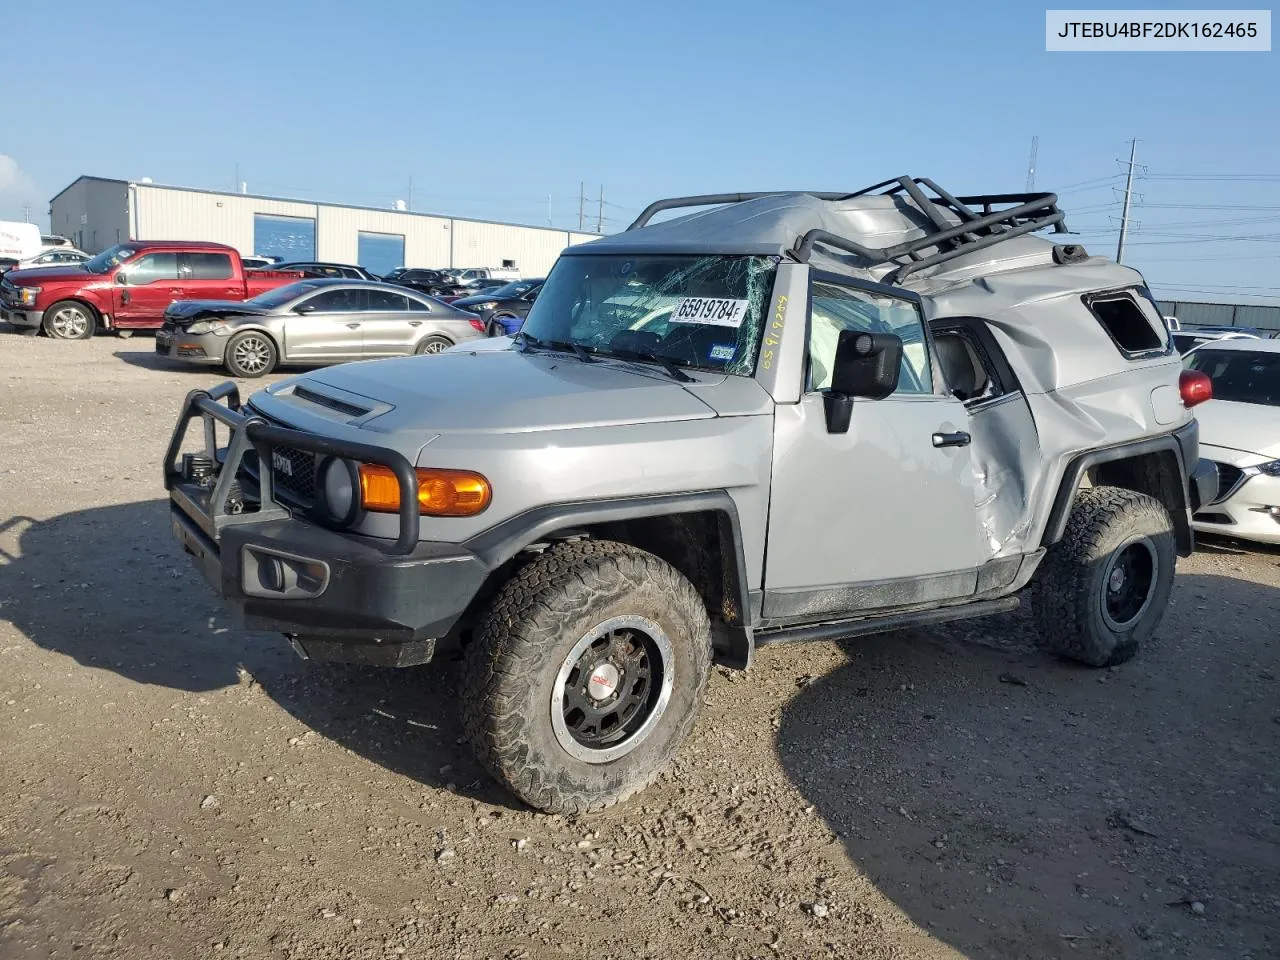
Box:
[0,240,304,339]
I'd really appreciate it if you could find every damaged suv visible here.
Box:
[163,176,1218,813]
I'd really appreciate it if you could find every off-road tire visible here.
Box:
[224,331,278,378]
[461,539,712,814]
[1032,485,1176,667]
[41,300,97,340]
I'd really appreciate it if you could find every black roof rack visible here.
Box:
[626,176,1069,285]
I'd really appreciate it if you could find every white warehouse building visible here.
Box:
[48,176,602,277]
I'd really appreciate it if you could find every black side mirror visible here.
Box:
[114,271,128,285]
[822,330,903,433]
[294,303,316,314]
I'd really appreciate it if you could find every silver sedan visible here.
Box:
[154,278,486,378]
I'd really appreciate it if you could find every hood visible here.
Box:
[165,299,274,325]
[452,292,514,308]
[4,265,89,284]
[1194,399,1280,460]
[258,349,737,435]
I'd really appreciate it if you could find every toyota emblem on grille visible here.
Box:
[271,450,293,476]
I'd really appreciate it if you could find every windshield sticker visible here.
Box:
[709,343,736,362]
[670,297,750,328]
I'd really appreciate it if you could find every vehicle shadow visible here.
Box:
[0,500,518,809]
[112,349,323,379]
[776,573,1280,959]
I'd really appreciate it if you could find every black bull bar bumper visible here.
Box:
[162,382,488,665]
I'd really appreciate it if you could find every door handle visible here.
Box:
[168,288,184,295]
[932,431,971,448]
[408,320,423,327]
[346,322,361,329]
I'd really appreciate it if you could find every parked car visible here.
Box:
[455,266,521,282]
[155,278,487,377]
[250,261,380,281]
[11,247,91,270]
[435,277,511,303]
[0,241,305,339]
[1183,338,1280,544]
[1171,328,1263,355]
[241,255,281,269]
[40,234,75,249]
[161,176,1214,814]
[383,268,456,296]
[451,278,544,335]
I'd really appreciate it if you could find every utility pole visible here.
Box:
[596,185,604,233]
[1116,138,1139,264]
[1025,136,1039,191]
[578,182,585,232]
[21,202,30,223]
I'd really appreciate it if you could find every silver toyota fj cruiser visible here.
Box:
[163,176,1219,813]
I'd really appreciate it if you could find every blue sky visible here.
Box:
[5,1,1278,302]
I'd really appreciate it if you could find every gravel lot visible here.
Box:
[1,332,1278,960]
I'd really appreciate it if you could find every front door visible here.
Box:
[762,276,987,621]
[359,287,419,356]
[281,287,366,361]
[112,252,181,328]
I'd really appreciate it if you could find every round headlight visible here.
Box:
[317,457,361,526]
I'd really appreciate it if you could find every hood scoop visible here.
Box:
[257,379,394,428]
[293,385,372,418]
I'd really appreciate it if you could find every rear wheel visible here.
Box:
[224,331,278,378]
[1031,486,1176,667]
[414,335,451,355]
[461,540,712,814]
[42,300,97,340]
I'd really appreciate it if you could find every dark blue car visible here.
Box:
[451,279,544,337]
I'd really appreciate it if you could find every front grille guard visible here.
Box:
[162,381,422,555]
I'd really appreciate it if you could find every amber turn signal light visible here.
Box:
[358,465,492,516]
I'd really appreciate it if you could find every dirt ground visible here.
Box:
[1,332,1277,960]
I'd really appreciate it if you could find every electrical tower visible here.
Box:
[1025,136,1038,191]
[1115,139,1140,264]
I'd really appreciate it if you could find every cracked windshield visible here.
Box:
[519,254,776,375]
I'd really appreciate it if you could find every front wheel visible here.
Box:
[42,300,97,340]
[224,331,278,378]
[1031,486,1176,667]
[461,540,712,814]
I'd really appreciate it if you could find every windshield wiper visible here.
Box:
[512,331,598,363]
[604,349,695,383]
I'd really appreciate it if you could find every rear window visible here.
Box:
[1086,292,1166,356]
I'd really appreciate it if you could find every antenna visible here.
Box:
[1025,136,1039,191]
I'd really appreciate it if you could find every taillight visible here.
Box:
[1179,369,1213,408]
[467,316,485,332]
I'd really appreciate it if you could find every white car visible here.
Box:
[1184,338,1280,545]
[13,247,90,270]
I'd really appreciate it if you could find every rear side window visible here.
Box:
[1086,292,1166,357]
[184,253,233,280]
[367,290,409,311]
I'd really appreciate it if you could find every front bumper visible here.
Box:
[164,382,490,665]
[155,328,226,365]
[0,306,43,329]
[1193,462,1280,545]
